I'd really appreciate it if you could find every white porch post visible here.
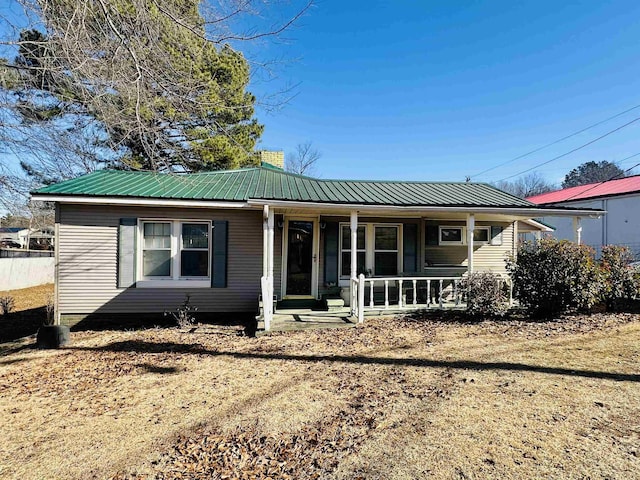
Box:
[573,216,582,245]
[350,210,358,315]
[358,273,365,323]
[267,208,275,329]
[267,209,275,278]
[466,213,475,275]
[261,205,275,331]
[262,205,269,278]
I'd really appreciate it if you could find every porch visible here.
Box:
[257,204,581,331]
[258,206,507,331]
[257,273,480,332]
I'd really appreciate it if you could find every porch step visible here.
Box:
[325,297,345,312]
[276,299,321,310]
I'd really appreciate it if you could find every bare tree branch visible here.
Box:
[493,172,556,198]
[285,140,321,176]
[0,0,312,219]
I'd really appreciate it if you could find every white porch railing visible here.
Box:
[353,274,465,322]
[352,273,513,323]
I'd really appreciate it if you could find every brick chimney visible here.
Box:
[259,150,285,169]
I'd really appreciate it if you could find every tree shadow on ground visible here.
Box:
[406,300,640,325]
[69,313,253,333]
[68,340,640,383]
[0,307,45,344]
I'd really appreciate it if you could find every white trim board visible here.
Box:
[248,199,605,218]
[32,194,250,209]
[34,194,606,218]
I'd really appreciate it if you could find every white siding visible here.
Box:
[424,221,514,274]
[538,194,640,257]
[58,204,269,315]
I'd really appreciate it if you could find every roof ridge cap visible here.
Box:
[319,177,488,185]
[256,165,319,180]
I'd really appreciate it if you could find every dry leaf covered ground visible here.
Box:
[0,313,639,479]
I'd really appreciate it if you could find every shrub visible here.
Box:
[44,295,56,325]
[460,271,509,319]
[506,239,602,317]
[0,295,15,316]
[600,245,640,310]
[165,294,198,329]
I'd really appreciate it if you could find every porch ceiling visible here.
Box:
[263,201,604,220]
[277,208,532,223]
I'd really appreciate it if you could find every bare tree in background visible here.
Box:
[494,171,556,198]
[286,141,321,176]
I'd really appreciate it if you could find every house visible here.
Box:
[527,175,640,258]
[0,227,29,248]
[0,227,55,250]
[26,227,55,250]
[32,161,604,330]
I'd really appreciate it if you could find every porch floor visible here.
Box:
[257,308,356,334]
[257,302,468,333]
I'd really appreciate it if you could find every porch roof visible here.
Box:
[33,164,602,214]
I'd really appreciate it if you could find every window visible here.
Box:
[374,226,399,276]
[439,226,463,245]
[340,225,366,277]
[435,225,493,246]
[181,223,209,277]
[339,223,401,279]
[142,222,172,277]
[139,220,211,287]
[473,227,490,245]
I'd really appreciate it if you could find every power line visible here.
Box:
[560,155,640,202]
[497,114,640,182]
[471,102,640,180]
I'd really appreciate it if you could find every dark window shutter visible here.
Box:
[212,220,228,288]
[426,225,439,245]
[323,222,339,285]
[490,226,504,245]
[403,223,418,273]
[118,218,137,288]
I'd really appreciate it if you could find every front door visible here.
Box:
[285,220,316,297]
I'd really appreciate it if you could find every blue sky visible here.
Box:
[3,1,640,187]
[248,0,640,185]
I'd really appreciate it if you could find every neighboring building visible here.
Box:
[527,175,640,258]
[32,161,602,330]
[27,227,55,250]
[0,227,29,248]
[0,227,55,249]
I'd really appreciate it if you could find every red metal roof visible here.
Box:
[527,175,640,204]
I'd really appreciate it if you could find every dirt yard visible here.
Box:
[0,313,639,479]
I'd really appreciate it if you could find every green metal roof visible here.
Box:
[34,165,536,208]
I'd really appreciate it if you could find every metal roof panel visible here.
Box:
[35,166,538,208]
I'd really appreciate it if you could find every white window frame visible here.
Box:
[338,223,403,282]
[281,216,320,299]
[439,226,464,245]
[373,225,400,276]
[339,224,366,278]
[137,219,212,288]
[473,226,491,245]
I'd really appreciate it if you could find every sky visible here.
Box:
[246,0,640,185]
[3,1,640,188]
